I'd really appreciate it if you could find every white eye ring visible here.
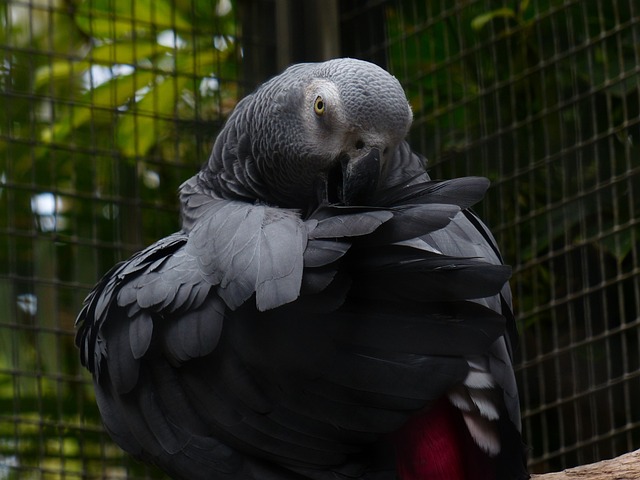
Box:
[314,96,325,116]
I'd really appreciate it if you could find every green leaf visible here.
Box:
[176,49,227,76]
[598,228,639,263]
[75,0,191,39]
[90,40,173,65]
[117,75,189,158]
[34,41,171,91]
[92,70,156,108]
[41,70,156,144]
[471,8,516,31]
[35,61,91,89]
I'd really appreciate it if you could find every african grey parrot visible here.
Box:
[76,58,529,480]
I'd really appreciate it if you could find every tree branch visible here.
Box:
[531,449,640,479]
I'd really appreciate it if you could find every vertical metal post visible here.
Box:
[238,0,279,91]
[240,0,339,89]
[275,0,340,71]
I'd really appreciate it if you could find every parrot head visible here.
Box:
[210,58,413,208]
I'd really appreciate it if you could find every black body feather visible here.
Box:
[77,169,527,479]
[76,59,529,480]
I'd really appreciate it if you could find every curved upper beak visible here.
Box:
[341,147,381,206]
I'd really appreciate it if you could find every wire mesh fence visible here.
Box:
[382,0,640,471]
[1,0,638,478]
[2,1,238,478]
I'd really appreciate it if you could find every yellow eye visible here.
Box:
[314,96,325,116]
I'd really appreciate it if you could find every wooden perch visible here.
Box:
[531,449,640,479]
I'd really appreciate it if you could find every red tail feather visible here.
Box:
[394,398,496,480]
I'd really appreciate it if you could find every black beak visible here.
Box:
[341,148,381,206]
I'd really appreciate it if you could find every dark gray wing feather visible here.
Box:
[185,201,307,311]
[163,297,225,363]
[77,142,527,478]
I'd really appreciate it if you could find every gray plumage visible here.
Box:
[77,58,529,479]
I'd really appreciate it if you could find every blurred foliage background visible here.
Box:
[385,1,640,471]
[1,0,639,478]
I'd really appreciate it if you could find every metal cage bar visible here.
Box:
[1,0,638,476]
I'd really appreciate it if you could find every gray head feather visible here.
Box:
[196,58,413,209]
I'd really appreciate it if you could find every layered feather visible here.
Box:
[76,60,528,480]
[76,165,527,479]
